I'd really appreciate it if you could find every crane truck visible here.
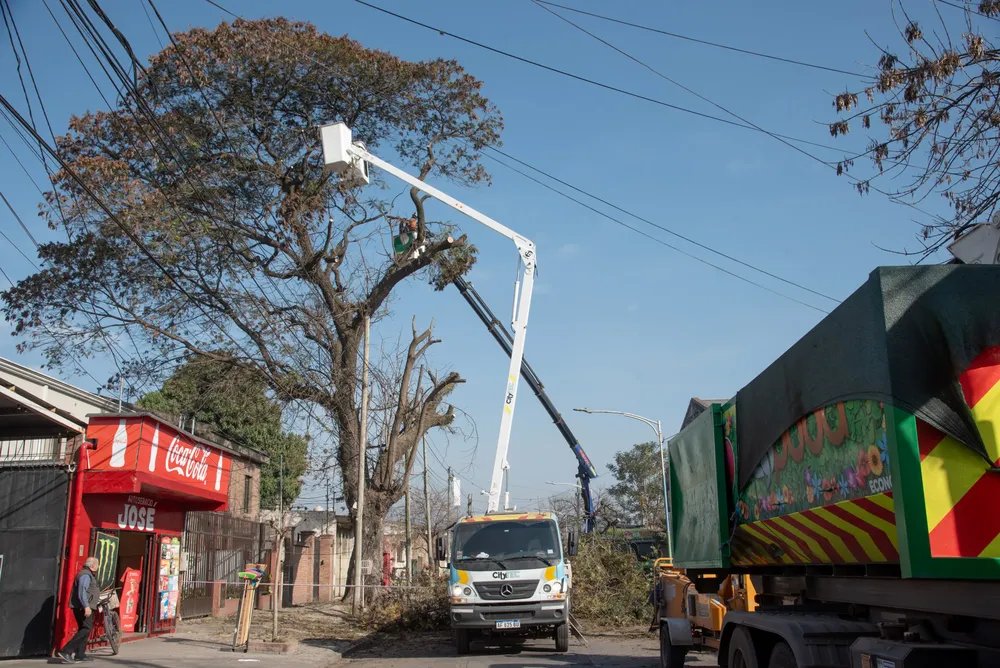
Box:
[655,264,1000,668]
[320,123,579,655]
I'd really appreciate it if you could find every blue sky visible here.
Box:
[0,1,974,513]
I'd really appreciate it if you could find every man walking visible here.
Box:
[57,556,101,663]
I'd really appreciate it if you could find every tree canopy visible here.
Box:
[137,356,308,509]
[1,17,503,587]
[606,441,666,529]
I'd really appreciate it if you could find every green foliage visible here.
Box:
[570,536,650,626]
[357,574,450,632]
[137,356,308,509]
[606,441,666,528]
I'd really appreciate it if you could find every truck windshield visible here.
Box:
[452,520,561,570]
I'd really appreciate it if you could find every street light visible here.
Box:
[574,407,672,558]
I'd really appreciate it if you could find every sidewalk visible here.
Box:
[1,632,352,668]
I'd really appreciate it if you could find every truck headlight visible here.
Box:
[464,587,473,596]
[451,584,464,597]
[542,580,564,598]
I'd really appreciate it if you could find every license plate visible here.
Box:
[495,620,521,629]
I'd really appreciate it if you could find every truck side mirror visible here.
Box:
[566,530,578,557]
[435,536,447,562]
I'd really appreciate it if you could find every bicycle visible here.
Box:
[91,587,123,655]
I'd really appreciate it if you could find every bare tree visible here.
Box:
[830,1,1000,256]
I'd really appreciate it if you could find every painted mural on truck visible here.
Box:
[737,399,891,523]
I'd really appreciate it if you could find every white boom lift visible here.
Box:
[319,123,534,514]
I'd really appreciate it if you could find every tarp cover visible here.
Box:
[735,265,1000,489]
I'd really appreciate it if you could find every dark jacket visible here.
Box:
[70,567,100,609]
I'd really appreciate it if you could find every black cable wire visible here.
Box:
[349,0,849,156]
[533,1,866,77]
[532,1,940,224]
[480,150,831,315]
[485,146,840,304]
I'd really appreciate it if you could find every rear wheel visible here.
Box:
[727,627,759,668]
[767,641,797,668]
[658,624,687,668]
[106,609,121,655]
[455,629,470,655]
[554,623,569,652]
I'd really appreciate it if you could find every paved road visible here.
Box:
[340,632,718,668]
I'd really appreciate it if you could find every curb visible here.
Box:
[326,633,379,666]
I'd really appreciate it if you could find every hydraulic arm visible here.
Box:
[453,276,598,532]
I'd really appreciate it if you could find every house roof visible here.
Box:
[679,397,728,431]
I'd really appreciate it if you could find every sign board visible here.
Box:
[119,568,142,633]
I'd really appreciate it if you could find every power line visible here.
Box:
[349,0,848,156]
[485,145,840,303]
[481,150,831,314]
[532,1,866,77]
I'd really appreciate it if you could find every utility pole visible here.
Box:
[467,493,473,518]
[422,435,431,572]
[447,467,454,526]
[352,315,370,614]
[273,454,283,640]
[404,449,412,583]
[325,478,330,534]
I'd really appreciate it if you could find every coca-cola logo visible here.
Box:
[164,436,212,483]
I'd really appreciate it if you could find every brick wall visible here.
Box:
[226,457,260,520]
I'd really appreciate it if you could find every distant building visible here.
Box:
[679,397,728,431]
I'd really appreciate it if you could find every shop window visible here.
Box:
[243,474,252,513]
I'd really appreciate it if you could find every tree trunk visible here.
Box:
[341,497,390,604]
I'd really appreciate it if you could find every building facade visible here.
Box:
[0,358,267,657]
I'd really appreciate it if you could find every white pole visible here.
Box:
[352,315,370,614]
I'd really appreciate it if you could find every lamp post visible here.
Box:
[545,481,582,533]
[574,408,672,558]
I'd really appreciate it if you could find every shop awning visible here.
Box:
[81,470,227,511]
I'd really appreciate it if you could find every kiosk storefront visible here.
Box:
[55,413,232,649]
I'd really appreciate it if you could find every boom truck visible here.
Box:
[320,124,578,655]
[654,264,1000,668]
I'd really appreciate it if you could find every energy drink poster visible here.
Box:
[93,531,120,591]
[157,536,180,620]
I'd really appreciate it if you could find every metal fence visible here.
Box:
[0,438,66,465]
[181,512,266,619]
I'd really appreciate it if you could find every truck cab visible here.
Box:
[438,512,577,654]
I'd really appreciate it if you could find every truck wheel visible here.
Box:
[455,629,471,655]
[727,627,759,668]
[554,623,570,652]
[659,624,687,668]
[768,642,797,668]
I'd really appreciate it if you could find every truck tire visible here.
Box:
[727,627,759,668]
[554,623,570,652]
[456,629,471,655]
[659,624,687,668]
[768,642,797,668]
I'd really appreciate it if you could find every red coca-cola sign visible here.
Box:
[85,415,232,505]
[165,436,212,481]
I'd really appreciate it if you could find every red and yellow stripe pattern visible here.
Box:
[919,346,1000,559]
[731,492,898,566]
[458,512,553,524]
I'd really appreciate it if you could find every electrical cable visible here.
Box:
[348,0,852,155]
[487,145,841,304]
[532,1,866,77]
[481,150,831,314]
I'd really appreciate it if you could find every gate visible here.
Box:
[0,467,70,657]
[181,512,265,619]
